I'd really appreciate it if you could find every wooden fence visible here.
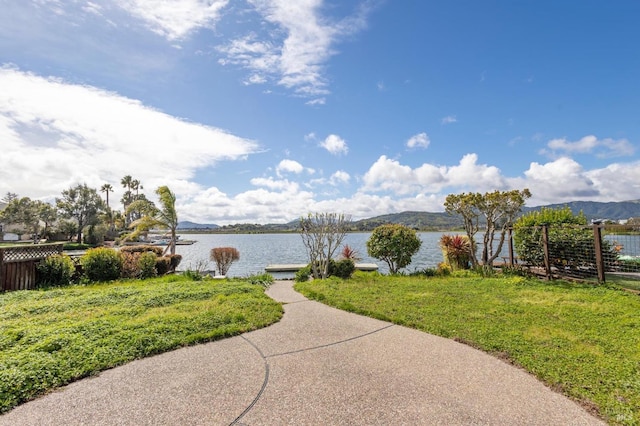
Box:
[0,244,64,291]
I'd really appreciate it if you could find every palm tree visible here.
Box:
[100,183,114,208]
[120,175,134,225]
[128,186,178,255]
[131,179,143,198]
[120,175,133,191]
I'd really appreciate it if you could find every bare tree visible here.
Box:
[299,212,351,279]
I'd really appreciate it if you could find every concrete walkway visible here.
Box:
[1,281,604,425]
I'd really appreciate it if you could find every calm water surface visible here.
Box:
[175,232,445,277]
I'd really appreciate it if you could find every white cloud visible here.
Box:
[308,170,351,188]
[250,177,299,192]
[306,98,326,106]
[361,154,504,196]
[406,132,430,149]
[116,0,229,40]
[516,157,640,205]
[330,170,350,185]
[586,161,640,201]
[0,67,259,202]
[183,184,316,224]
[276,159,305,175]
[152,154,640,225]
[275,159,314,177]
[507,157,599,205]
[218,0,374,98]
[441,115,457,125]
[542,135,634,158]
[320,134,348,155]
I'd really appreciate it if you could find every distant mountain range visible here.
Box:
[177,200,640,232]
[177,221,219,230]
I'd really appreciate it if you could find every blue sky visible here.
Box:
[1,0,639,224]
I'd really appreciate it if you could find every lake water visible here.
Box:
[174,232,446,278]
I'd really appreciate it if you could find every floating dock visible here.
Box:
[265,263,378,272]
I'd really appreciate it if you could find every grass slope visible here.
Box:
[0,276,283,413]
[296,272,640,425]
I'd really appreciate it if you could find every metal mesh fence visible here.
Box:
[511,224,640,284]
[602,224,640,281]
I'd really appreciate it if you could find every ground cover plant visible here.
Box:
[296,272,640,425]
[0,275,283,413]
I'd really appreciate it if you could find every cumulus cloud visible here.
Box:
[276,159,304,175]
[320,134,348,155]
[0,67,259,202]
[217,0,374,98]
[275,159,314,177]
[361,154,504,196]
[308,170,351,188]
[330,170,350,185]
[406,132,430,149]
[542,135,635,159]
[182,183,317,224]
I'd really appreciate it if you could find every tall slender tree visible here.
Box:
[100,183,114,208]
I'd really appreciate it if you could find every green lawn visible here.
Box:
[296,272,640,425]
[0,276,283,413]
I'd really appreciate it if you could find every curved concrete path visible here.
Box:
[1,281,604,425]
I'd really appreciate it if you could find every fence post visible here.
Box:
[592,222,606,284]
[542,224,552,280]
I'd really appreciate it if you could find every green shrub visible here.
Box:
[332,259,355,279]
[243,273,275,287]
[83,224,107,246]
[513,206,618,272]
[80,247,123,282]
[36,254,76,287]
[295,265,312,282]
[367,224,422,274]
[182,269,203,281]
[409,267,440,277]
[138,252,158,279]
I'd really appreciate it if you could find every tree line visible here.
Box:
[0,176,179,254]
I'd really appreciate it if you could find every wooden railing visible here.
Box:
[0,243,64,291]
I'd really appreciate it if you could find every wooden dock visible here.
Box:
[265,263,378,272]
